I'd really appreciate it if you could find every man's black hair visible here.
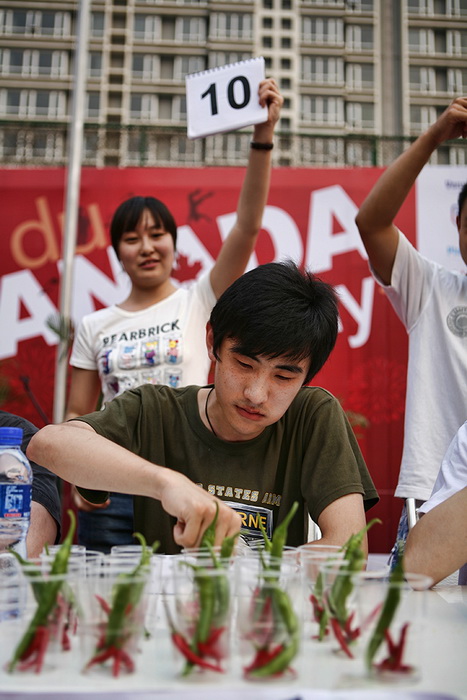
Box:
[110,196,177,258]
[458,182,467,218]
[209,260,339,384]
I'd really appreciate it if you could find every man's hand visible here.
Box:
[158,469,241,549]
[429,96,467,146]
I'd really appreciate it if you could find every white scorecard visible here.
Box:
[185,57,268,140]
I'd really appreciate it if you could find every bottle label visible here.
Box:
[0,484,32,519]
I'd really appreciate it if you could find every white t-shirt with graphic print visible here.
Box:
[70,272,216,403]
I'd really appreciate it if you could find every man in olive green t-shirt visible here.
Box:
[28,261,378,552]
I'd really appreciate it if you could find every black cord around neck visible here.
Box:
[205,386,217,437]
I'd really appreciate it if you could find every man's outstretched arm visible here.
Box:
[404,486,467,586]
[312,493,369,556]
[27,421,241,549]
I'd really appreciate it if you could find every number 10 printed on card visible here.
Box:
[185,57,268,139]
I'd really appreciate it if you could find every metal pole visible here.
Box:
[53,0,90,424]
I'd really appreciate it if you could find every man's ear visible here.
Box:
[206,322,216,362]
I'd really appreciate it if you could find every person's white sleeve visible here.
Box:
[194,269,217,310]
[69,316,98,370]
[418,421,467,515]
[370,230,438,332]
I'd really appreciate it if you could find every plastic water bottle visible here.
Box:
[0,427,32,559]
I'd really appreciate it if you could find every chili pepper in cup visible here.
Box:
[166,504,239,676]
[365,546,415,675]
[85,533,158,677]
[325,518,381,657]
[7,509,76,673]
[244,501,300,679]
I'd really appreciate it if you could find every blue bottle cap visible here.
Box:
[0,426,23,445]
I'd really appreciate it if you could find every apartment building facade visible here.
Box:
[0,0,466,168]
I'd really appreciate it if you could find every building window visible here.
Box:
[86,92,100,119]
[90,12,105,37]
[408,28,435,53]
[88,52,102,78]
[0,89,66,118]
[211,13,253,40]
[263,17,273,28]
[302,16,344,44]
[281,37,292,48]
[1,9,70,37]
[407,0,453,14]
[410,104,437,130]
[346,62,374,88]
[263,0,273,7]
[299,135,344,166]
[208,52,252,68]
[282,18,292,29]
[346,24,374,50]
[264,56,273,69]
[301,95,344,125]
[448,67,467,92]
[84,133,100,163]
[134,15,162,42]
[131,93,157,120]
[409,65,436,92]
[263,36,273,47]
[175,55,206,79]
[32,132,64,161]
[283,97,291,108]
[281,58,292,69]
[281,77,291,89]
[447,29,467,54]
[301,56,344,84]
[132,54,160,80]
[346,102,374,128]
[282,0,292,8]
[0,49,68,77]
[346,0,374,10]
[176,16,207,41]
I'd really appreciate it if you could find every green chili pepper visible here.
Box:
[245,502,300,679]
[103,534,157,648]
[8,509,76,673]
[200,502,218,550]
[365,544,405,671]
[86,533,158,676]
[327,518,381,625]
[270,501,299,561]
[181,506,239,676]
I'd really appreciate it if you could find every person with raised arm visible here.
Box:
[355,98,467,562]
[65,79,284,552]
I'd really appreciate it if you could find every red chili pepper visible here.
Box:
[171,632,224,673]
[197,626,225,661]
[244,644,285,675]
[310,593,325,622]
[86,645,119,669]
[376,622,412,673]
[18,626,50,674]
[330,617,354,658]
[95,595,111,616]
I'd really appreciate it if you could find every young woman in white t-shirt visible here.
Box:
[64,78,283,551]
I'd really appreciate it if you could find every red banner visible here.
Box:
[0,167,416,553]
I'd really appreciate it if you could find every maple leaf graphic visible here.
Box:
[172,254,203,284]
